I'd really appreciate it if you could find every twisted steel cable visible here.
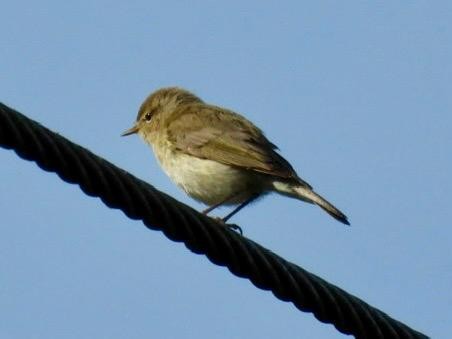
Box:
[0,102,428,338]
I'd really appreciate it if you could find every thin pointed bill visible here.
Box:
[121,125,139,136]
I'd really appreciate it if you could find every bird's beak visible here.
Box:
[121,125,139,136]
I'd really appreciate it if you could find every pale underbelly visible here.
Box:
[153,147,265,206]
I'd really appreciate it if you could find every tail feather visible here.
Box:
[297,187,350,225]
[272,181,350,225]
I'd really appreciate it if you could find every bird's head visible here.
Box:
[122,87,202,137]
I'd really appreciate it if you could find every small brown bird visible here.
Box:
[123,87,349,225]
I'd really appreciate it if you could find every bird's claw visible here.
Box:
[213,217,243,235]
[225,222,243,235]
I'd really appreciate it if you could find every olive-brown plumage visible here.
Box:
[123,87,349,225]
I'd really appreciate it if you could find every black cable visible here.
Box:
[0,102,428,338]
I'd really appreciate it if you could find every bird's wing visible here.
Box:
[166,104,310,186]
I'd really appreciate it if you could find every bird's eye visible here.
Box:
[144,112,152,122]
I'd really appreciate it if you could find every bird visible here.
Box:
[122,87,349,225]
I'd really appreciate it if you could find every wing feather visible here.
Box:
[166,104,309,186]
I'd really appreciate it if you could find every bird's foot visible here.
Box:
[212,217,243,235]
[225,222,243,235]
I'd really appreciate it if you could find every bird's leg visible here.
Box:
[221,194,260,222]
[202,193,259,235]
[202,196,232,215]
[202,194,242,233]
[202,193,259,234]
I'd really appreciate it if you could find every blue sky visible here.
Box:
[1,1,451,338]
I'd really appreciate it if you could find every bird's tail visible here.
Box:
[272,181,350,225]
